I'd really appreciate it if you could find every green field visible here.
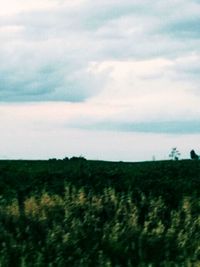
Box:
[0,158,199,266]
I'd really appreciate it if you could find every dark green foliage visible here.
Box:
[0,159,199,266]
[190,150,199,160]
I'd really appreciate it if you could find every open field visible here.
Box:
[0,159,200,266]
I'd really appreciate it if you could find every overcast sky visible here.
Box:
[0,0,200,161]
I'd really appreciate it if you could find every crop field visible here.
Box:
[0,158,199,266]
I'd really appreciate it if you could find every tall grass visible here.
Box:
[0,186,199,266]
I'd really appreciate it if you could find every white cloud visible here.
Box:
[0,0,200,102]
[0,0,87,15]
[0,99,200,160]
[0,0,57,15]
[1,102,200,160]
[87,58,200,121]
[0,1,200,159]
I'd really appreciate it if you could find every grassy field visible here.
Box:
[0,158,199,266]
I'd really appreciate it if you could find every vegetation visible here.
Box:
[0,158,200,266]
[190,150,199,160]
[169,148,181,161]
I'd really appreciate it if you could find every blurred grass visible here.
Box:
[0,158,199,266]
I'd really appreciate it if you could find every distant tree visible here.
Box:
[190,150,199,160]
[169,147,181,160]
[70,156,86,161]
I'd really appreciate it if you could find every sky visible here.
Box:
[0,0,200,161]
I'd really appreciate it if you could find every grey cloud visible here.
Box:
[162,18,200,39]
[163,55,200,89]
[0,62,104,102]
[0,0,200,101]
[70,120,200,134]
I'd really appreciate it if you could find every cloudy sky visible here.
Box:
[0,0,200,161]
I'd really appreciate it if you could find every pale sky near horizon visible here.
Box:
[0,0,200,161]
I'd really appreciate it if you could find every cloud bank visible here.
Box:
[0,0,200,144]
[0,0,200,100]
